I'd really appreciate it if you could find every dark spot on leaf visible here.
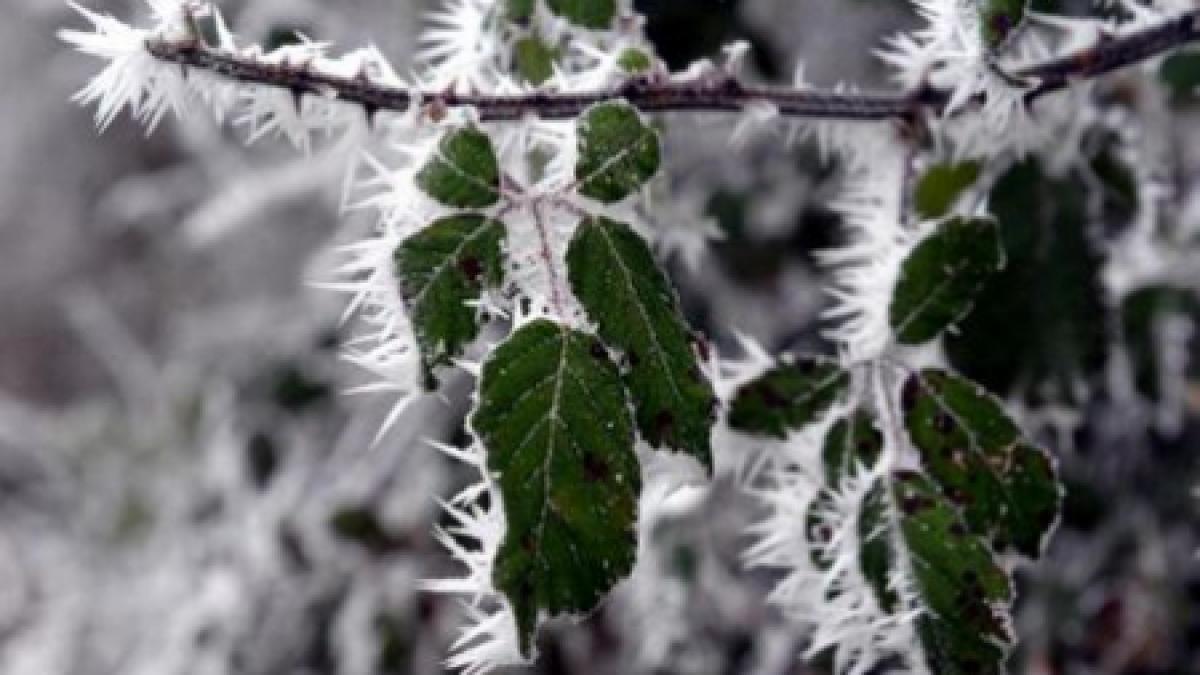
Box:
[949,522,967,537]
[934,412,956,434]
[583,453,610,482]
[901,495,934,515]
[590,341,608,359]
[654,410,675,438]
[946,486,973,506]
[458,256,483,282]
[753,383,789,409]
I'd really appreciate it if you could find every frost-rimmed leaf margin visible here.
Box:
[891,470,1015,675]
[900,368,1061,558]
[471,319,640,657]
[566,215,716,471]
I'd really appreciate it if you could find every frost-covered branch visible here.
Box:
[142,9,1200,123]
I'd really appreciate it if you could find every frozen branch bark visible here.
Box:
[145,10,1200,123]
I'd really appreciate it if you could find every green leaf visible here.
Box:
[1089,144,1139,230]
[514,35,557,85]
[1158,50,1200,104]
[394,214,505,383]
[617,47,653,74]
[575,102,661,203]
[546,0,616,29]
[821,409,883,486]
[1121,285,1200,403]
[806,411,884,571]
[415,128,501,209]
[566,216,716,470]
[979,0,1027,49]
[914,161,981,220]
[890,217,1004,344]
[506,0,536,22]
[893,471,1014,675]
[473,320,639,656]
[945,159,1107,402]
[901,369,1060,558]
[727,357,849,438]
[857,483,898,612]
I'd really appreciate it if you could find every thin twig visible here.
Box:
[147,10,1200,123]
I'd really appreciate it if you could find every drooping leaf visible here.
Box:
[575,102,661,203]
[890,217,1003,344]
[901,369,1060,558]
[979,0,1027,49]
[727,357,849,438]
[893,471,1014,675]
[821,409,884,486]
[415,128,501,209]
[914,161,981,220]
[395,214,505,383]
[473,320,639,656]
[945,159,1107,402]
[514,35,557,85]
[546,0,616,29]
[566,216,715,470]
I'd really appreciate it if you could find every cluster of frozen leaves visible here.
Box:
[59,0,1200,673]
